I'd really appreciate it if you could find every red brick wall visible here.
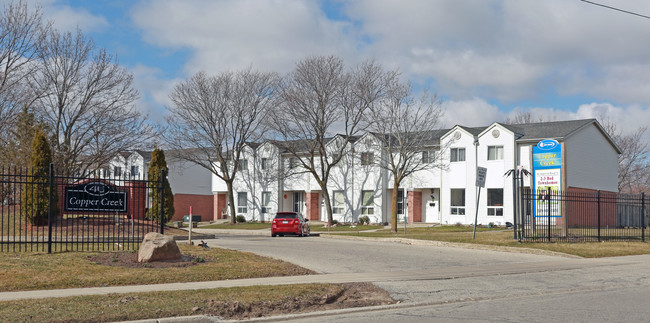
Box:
[565,187,617,227]
[408,191,422,223]
[305,192,320,221]
[172,194,214,222]
[214,193,227,220]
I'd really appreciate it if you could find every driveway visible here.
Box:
[200,232,650,322]
[200,233,566,274]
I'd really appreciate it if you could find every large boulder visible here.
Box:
[138,232,182,263]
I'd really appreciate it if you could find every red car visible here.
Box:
[271,212,310,237]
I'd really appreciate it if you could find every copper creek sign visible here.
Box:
[64,181,128,212]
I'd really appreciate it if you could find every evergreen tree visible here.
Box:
[146,148,174,222]
[21,127,58,225]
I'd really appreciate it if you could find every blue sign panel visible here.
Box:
[532,139,561,169]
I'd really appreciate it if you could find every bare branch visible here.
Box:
[165,68,278,223]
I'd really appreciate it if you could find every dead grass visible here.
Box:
[343,226,650,258]
[0,283,394,322]
[199,222,271,230]
[0,244,314,292]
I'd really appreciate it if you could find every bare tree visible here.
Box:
[504,111,551,124]
[366,82,444,232]
[599,117,650,193]
[29,27,150,174]
[0,1,48,158]
[166,69,278,224]
[271,55,395,225]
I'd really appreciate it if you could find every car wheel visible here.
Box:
[272,233,276,237]
[279,234,284,237]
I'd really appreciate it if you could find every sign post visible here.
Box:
[473,167,487,239]
[188,206,193,245]
[532,139,563,224]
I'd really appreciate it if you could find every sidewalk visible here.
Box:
[0,255,606,302]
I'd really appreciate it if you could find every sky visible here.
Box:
[15,0,650,141]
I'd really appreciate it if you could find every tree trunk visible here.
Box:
[226,180,236,224]
[322,189,333,225]
[391,182,399,232]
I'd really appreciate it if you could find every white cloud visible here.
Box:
[441,98,504,128]
[130,64,180,121]
[131,0,356,75]
[34,0,110,33]
[342,0,650,105]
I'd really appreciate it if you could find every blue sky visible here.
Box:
[20,0,650,139]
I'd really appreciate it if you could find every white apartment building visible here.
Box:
[109,119,619,225]
[211,119,619,226]
[107,150,214,222]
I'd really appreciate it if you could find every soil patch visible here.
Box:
[203,283,395,320]
[88,251,205,268]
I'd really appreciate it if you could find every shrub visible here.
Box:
[146,148,174,222]
[358,215,370,225]
[236,215,246,223]
[331,219,338,225]
[22,128,58,225]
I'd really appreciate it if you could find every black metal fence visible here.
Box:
[519,187,647,242]
[0,164,165,253]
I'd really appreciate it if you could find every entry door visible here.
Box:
[426,190,440,223]
[293,192,304,213]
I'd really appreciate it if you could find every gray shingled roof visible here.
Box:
[509,119,596,142]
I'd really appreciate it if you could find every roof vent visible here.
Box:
[453,131,461,140]
[492,129,500,138]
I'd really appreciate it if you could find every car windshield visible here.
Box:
[275,213,297,219]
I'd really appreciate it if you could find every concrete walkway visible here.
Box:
[0,254,625,302]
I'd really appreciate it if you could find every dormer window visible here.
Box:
[488,146,504,160]
[450,148,465,162]
[360,152,374,166]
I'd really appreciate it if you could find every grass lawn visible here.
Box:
[0,244,312,292]
[310,224,380,232]
[198,222,272,230]
[0,283,392,322]
[341,226,650,258]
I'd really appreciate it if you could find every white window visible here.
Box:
[422,151,436,164]
[487,189,504,216]
[289,157,299,169]
[261,192,271,214]
[114,166,122,177]
[238,159,248,171]
[332,191,344,214]
[131,165,139,177]
[102,168,110,178]
[261,158,269,170]
[488,146,504,161]
[332,153,342,166]
[361,190,374,215]
[397,189,405,215]
[360,152,374,166]
[451,189,465,215]
[237,192,247,214]
[451,148,465,162]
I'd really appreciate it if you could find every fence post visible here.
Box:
[520,175,525,241]
[546,186,551,242]
[597,190,601,242]
[47,163,54,254]
[159,168,165,234]
[512,171,518,240]
[642,192,645,242]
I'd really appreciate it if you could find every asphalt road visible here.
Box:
[203,233,650,323]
